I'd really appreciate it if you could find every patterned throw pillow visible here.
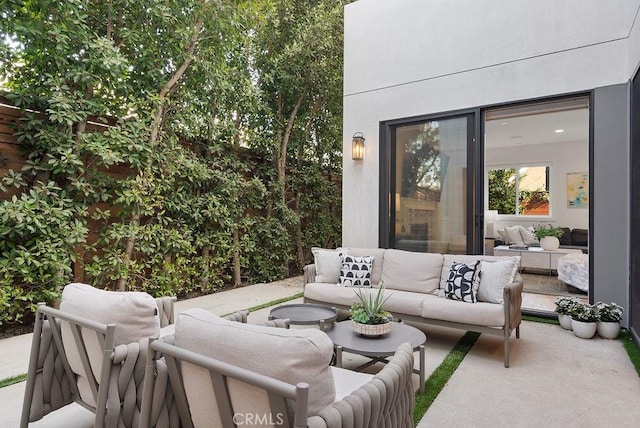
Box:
[338,255,374,287]
[444,261,480,303]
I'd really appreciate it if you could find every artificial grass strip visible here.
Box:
[221,291,304,317]
[522,314,560,325]
[619,330,640,378]
[413,331,480,426]
[0,373,27,389]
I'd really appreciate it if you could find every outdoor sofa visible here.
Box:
[304,247,524,367]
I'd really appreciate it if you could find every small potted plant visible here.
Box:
[533,224,565,251]
[350,283,393,336]
[595,301,623,339]
[554,296,581,330]
[569,302,598,339]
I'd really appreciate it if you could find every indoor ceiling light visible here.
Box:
[555,129,565,133]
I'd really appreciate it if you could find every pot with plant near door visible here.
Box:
[569,302,598,339]
[533,224,565,251]
[595,301,623,339]
[350,283,393,336]
[554,296,582,330]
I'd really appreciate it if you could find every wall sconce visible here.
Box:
[352,132,365,161]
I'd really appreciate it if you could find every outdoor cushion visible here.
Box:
[59,283,160,406]
[347,247,386,286]
[381,249,443,293]
[439,254,512,290]
[338,254,374,287]
[175,308,336,420]
[330,367,374,401]
[421,294,505,327]
[477,257,520,303]
[312,247,347,283]
[444,261,480,303]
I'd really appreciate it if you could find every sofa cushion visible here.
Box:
[505,226,525,246]
[477,257,520,303]
[519,226,539,246]
[381,249,443,293]
[59,283,160,406]
[304,284,424,317]
[312,247,347,283]
[175,308,336,419]
[347,248,386,286]
[571,228,588,246]
[444,261,480,303]
[558,228,572,245]
[421,294,505,327]
[338,254,373,287]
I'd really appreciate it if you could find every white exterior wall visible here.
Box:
[343,0,640,247]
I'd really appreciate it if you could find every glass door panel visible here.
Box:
[391,116,471,254]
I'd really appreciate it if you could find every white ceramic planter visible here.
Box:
[558,314,573,330]
[540,236,560,251]
[353,321,391,337]
[597,321,621,339]
[571,319,597,339]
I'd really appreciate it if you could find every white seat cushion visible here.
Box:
[421,294,505,327]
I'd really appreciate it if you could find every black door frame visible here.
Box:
[378,109,482,254]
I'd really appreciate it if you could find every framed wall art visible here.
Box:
[567,172,589,208]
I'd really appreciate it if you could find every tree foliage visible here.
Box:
[0,0,346,326]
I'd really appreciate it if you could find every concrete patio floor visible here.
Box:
[1,277,639,427]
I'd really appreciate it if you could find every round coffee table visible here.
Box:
[325,320,426,393]
[268,303,338,330]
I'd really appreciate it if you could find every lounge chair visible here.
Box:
[140,308,416,428]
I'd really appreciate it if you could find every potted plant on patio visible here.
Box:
[569,302,598,338]
[350,283,393,336]
[554,296,581,330]
[533,224,565,251]
[595,301,623,339]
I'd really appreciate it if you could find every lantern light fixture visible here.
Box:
[352,132,365,161]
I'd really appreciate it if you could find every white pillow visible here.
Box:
[477,257,520,303]
[312,247,347,283]
[497,228,511,244]
[505,226,525,246]
[519,226,539,246]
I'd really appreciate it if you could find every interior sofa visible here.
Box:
[496,225,588,253]
[304,248,524,367]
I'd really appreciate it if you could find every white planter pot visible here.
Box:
[571,319,597,339]
[597,321,621,339]
[540,236,560,251]
[558,314,573,330]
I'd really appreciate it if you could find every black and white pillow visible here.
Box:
[338,255,374,287]
[444,261,480,303]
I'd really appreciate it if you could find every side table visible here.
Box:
[268,303,338,330]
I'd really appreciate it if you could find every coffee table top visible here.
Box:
[325,321,426,357]
[269,303,338,325]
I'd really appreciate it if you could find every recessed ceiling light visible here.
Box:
[500,122,508,125]
[555,129,564,133]
[510,135,523,139]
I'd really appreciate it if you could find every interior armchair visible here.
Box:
[140,308,416,428]
[20,283,178,428]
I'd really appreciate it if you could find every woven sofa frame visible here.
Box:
[304,264,523,368]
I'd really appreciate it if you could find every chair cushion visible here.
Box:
[59,283,160,406]
[175,308,336,420]
[381,249,443,293]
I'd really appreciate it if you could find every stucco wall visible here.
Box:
[343,0,640,247]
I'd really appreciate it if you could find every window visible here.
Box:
[488,165,550,216]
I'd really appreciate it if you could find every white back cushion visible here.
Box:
[347,247,386,286]
[312,247,347,283]
[381,249,444,293]
[59,283,160,405]
[175,308,335,422]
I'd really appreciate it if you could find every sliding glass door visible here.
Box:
[380,113,478,254]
